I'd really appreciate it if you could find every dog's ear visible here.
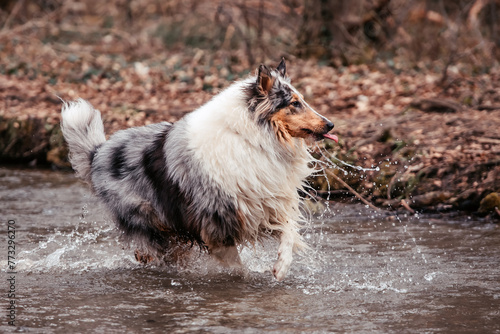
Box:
[257,64,274,94]
[276,57,286,77]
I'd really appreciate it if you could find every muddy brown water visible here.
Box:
[1,167,499,333]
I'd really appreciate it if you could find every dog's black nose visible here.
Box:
[325,120,334,132]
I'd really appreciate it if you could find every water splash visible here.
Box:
[424,272,439,281]
[393,214,428,264]
[15,220,135,273]
[313,144,380,173]
[305,144,430,292]
[327,154,380,172]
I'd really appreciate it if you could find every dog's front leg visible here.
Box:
[210,245,243,268]
[273,225,296,281]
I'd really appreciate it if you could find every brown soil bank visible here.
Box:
[1,58,499,219]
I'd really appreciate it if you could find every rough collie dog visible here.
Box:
[61,59,337,281]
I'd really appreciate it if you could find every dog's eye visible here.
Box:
[291,101,302,109]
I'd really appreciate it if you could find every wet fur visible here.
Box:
[61,59,334,281]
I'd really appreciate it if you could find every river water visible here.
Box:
[1,167,499,333]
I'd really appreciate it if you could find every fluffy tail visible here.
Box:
[60,99,106,184]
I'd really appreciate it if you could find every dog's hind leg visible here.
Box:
[273,224,297,281]
[109,198,173,263]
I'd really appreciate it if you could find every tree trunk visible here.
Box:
[296,0,392,63]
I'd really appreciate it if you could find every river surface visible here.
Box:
[1,167,499,333]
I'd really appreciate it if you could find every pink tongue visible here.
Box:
[323,133,339,143]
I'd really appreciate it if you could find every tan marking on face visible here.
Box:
[269,110,293,146]
[270,96,329,143]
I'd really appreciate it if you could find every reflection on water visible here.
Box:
[1,167,499,333]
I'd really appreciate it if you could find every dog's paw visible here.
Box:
[134,249,155,264]
[272,248,293,281]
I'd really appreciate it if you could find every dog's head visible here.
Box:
[246,58,337,145]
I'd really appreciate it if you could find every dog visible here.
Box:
[61,59,338,281]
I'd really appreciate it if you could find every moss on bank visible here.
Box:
[0,116,68,167]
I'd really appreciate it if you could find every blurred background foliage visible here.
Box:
[1,0,498,71]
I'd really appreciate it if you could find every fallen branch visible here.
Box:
[400,199,416,214]
[408,191,453,208]
[477,104,500,111]
[2,0,25,31]
[410,98,462,113]
[0,11,58,39]
[324,168,381,212]
[387,164,411,200]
